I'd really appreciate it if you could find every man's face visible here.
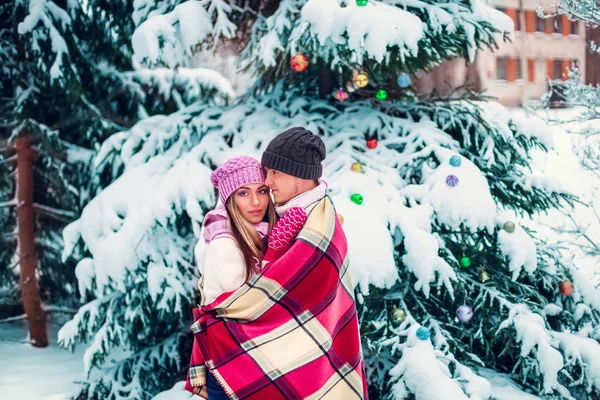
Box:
[264,168,298,204]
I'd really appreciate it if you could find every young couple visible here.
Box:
[185,127,368,399]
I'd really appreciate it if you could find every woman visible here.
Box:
[195,156,276,399]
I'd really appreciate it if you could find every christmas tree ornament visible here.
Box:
[291,53,309,72]
[350,193,363,205]
[356,0,368,5]
[375,89,388,100]
[366,138,378,149]
[334,88,349,102]
[337,214,344,225]
[559,280,574,296]
[479,268,491,283]
[503,221,516,233]
[392,307,407,323]
[397,73,411,88]
[449,155,462,167]
[456,305,474,322]
[354,72,369,88]
[416,326,430,341]
[351,162,364,173]
[459,256,471,268]
[446,174,459,187]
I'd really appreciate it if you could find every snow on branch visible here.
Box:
[126,67,235,104]
[557,0,600,26]
[33,202,76,222]
[248,0,513,77]
[17,0,72,82]
[0,198,17,208]
[389,324,491,399]
[132,1,236,68]
[498,305,565,393]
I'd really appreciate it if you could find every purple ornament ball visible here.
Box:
[456,305,474,322]
[446,174,459,187]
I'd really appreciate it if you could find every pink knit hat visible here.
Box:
[210,156,266,204]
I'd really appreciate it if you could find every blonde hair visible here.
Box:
[226,195,277,281]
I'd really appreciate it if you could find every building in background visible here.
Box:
[478,0,587,106]
[586,25,600,86]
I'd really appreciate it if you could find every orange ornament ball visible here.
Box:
[291,53,309,72]
[559,280,574,296]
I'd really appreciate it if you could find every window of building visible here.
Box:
[496,58,508,81]
[525,11,536,33]
[570,20,578,35]
[545,17,555,34]
[554,15,563,33]
[516,58,523,80]
[528,59,536,82]
[536,15,545,32]
[553,59,564,80]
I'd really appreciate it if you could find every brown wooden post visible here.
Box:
[14,136,48,348]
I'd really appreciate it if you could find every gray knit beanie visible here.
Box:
[261,127,326,179]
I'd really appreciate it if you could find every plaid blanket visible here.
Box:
[185,196,367,399]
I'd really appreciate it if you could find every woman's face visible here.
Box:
[233,183,270,224]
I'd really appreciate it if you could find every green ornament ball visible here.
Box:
[350,193,364,205]
[375,89,388,100]
[356,0,368,5]
[459,256,472,268]
[503,221,516,233]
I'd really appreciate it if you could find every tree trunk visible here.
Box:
[318,62,334,98]
[14,136,48,348]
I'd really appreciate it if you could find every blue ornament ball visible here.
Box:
[416,326,430,341]
[446,174,459,187]
[449,155,462,167]
[397,73,411,88]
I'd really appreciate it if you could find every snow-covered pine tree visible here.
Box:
[0,0,232,318]
[59,1,600,399]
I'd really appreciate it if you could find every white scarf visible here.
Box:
[275,180,328,216]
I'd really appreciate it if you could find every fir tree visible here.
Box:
[0,0,230,325]
[56,1,600,399]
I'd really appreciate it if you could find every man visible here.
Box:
[186,127,368,400]
[261,126,326,208]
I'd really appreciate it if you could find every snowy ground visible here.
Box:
[0,317,87,400]
[0,108,598,400]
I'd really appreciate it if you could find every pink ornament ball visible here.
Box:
[456,305,473,322]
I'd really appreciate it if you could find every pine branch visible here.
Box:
[43,305,78,314]
[0,154,17,165]
[32,202,76,222]
[556,2,600,26]
[0,198,16,208]
[0,314,27,323]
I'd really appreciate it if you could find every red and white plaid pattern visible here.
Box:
[185,197,367,399]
